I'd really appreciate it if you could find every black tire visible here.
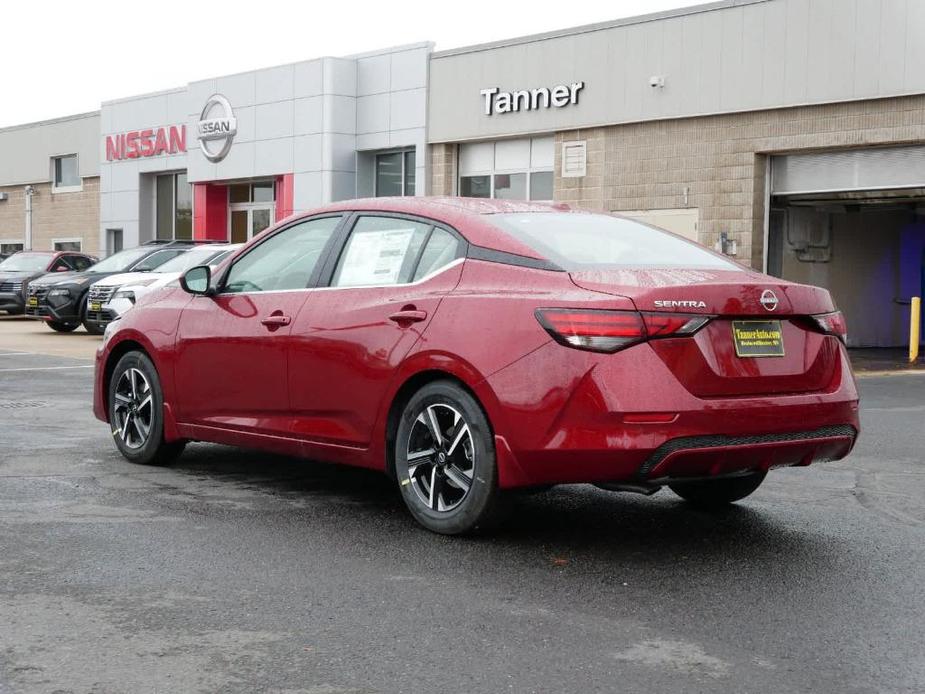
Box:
[395,380,505,534]
[108,351,186,466]
[669,471,766,508]
[83,319,105,335]
[47,320,79,332]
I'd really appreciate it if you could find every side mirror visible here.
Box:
[180,265,212,295]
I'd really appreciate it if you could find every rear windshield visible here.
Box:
[489,213,737,270]
[0,253,50,272]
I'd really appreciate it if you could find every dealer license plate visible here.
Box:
[90,301,101,312]
[27,297,37,307]
[732,320,784,357]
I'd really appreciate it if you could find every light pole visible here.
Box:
[23,185,35,251]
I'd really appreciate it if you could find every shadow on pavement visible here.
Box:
[160,442,839,578]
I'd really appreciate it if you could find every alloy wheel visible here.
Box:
[112,367,153,450]
[406,403,475,512]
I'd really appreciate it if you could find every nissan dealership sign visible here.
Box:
[105,126,186,161]
[480,82,584,116]
[197,94,237,162]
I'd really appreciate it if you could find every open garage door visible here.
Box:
[768,146,925,348]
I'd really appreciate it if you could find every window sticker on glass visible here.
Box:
[336,227,416,287]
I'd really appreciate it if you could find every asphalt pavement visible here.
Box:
[0,336,923,693]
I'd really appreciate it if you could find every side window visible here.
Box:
[412,228,461,281]
[72,256,93,271]
[224,216,342,293]
[332,216,432,288]
[133,249,187,272]
[50,257,73,271]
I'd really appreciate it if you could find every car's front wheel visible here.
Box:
[108,351,185,466]
[47,320,79,332]
[395,381,505,534]
[669,471,766,508]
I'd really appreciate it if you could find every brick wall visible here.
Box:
[554,95,925,269]
[429,143,457,196]
[0,178,100,256]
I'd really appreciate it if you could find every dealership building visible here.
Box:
[1,0,925,347]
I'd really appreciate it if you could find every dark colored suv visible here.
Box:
[25,241,202,333]
[0,251,97,315]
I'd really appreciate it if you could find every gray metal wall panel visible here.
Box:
[0,113,100,185]
[428,0,925,143]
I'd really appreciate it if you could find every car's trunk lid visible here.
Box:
[569,267,841,397]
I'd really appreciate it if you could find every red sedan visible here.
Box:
[93,198,859,534]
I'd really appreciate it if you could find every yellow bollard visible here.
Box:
[911,297,921,364]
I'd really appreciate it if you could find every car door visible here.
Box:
[287,214,465,447]
[174,215,344,435]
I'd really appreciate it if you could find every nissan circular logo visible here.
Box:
[759,289,779,312]
[197,94,237,163]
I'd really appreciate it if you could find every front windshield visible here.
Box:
[156,247,229,273]
[0,253,50,272]
[86,248,152,273]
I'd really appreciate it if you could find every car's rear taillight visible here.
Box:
[641,313,711,338]
[535,309,710,353]
[807,311,848,343]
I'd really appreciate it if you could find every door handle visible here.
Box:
[388,309,428,324]
[261,314,291,328]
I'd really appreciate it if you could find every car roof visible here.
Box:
[303,197,579,259]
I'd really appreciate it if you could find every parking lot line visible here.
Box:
[0,365,94,373]
[0,352,33,356]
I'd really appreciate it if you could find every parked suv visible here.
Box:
[84,243,241,333]
[25,241,202,333]
[0,251,97,315]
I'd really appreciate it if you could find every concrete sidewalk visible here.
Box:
[0,316,99,360]
[849,347,925,375]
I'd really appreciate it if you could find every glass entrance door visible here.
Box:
[230,206,274,243]
[228,181,276,243]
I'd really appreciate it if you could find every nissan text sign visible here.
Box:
[105,126,186,161]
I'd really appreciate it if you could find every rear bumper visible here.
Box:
[482,340,860,488]
[638,424,857,482]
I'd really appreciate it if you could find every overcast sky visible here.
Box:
[0,0,699,128]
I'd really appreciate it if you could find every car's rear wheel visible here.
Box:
[669,471,766,508]
[47,320,79,332]
[108,351,185,466]
[395,381,505,534]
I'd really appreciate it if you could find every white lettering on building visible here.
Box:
[480,82,584,116]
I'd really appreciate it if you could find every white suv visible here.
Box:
[85,243,240,333]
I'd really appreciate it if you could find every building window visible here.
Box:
[53,238,82,252]
[0,241,24,256]
[106,229,123,256]
[459,137,554,201]
[228,182,276,204]
[155,173,193,240]
[375,150,416,197]
[52,154,80,192]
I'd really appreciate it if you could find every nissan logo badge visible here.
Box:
[759,289,779,312]
[197,94,237,163]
